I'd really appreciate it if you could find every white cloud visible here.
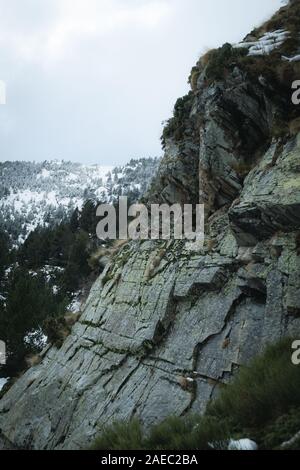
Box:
[0,0,170,65]
[0,0,283,165]
[0,80,6,104]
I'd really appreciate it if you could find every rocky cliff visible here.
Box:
[1,0,300,450]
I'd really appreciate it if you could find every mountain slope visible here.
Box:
[0,158,160,244]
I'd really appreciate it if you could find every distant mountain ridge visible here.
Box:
[0,157,160,244]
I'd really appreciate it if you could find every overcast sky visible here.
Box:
[0,0,283,165]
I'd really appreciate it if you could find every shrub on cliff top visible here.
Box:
[205,43,247,81]
[261,0,300,35]
[161,92,194,148]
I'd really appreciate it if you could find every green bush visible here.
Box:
[0,268,68,376]
[91,420,144,450]
[207,338,300,428]
[42,315,70,349]
[146,415,229,450]
[91,416,229,451]
[161,93,193,148]
[90,338,300,450]
[205,43,247,81]
[258,407,300,450]
[188,66,201,91]
[262,1,300,35]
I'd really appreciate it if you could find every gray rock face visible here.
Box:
[0,432,16,450]
[146,66,275,214]
[197,68,273,210]
[1,15,300,448]
[0,203,300,449]
[229,140,300,245]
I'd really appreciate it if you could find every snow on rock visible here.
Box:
[280,430,300,449]
[68,294,82,313]
[282,54,300,62]
[0,378,8,393]
[228,439,258,451]
[24,329,48,349]
[40,265,64,282]
[234,29,290,56]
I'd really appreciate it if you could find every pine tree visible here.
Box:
[70,207,80,233]
[0,267,67,376]
[0,230,9,281]
[79,200,97,235]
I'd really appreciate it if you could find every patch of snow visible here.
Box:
[65,172,79,182]
[39,265,64,283]
[37,168,51,180]
[186,377,194,383]
[0,378,9,392]
[52,285,59,294]
[46,191,58,207]
[24,329,48,349]
[234,30,290,57]
[228,439,258,451]
[282,54,300,62]
[85,165,113,181]
[95,187,108,199]
[4,266,13,277]
[68,292,82,313]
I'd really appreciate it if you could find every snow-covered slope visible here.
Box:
[0,158,159,244]
[234,29,290,56]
